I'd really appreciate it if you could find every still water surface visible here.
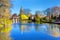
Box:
[10,23,60,40]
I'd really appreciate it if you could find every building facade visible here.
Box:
[11,14,19,23]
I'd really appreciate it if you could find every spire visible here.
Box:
[20,6,24,14]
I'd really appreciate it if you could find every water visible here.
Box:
[10,23,60,40]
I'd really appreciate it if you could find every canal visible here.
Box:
[10,23,60,40]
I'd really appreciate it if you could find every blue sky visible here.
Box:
[11,0,60,15]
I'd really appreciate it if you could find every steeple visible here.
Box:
[20,6,24,14]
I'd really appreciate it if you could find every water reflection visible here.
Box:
[20,23,48,32]
[20,23,34,32]
[19,23,60,36]
[48,24,60,36]
[1,23,60,40]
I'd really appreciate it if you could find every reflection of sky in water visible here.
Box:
[10,23,60,40]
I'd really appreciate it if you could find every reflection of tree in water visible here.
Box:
[26,26,31,32]
[0,33,11,40]
[20,24,34,32]
[48,24,60,37]
[35,24,40,31]
[20,25,25,32]
[20,24,41,32]
[20,24,30,32]
[58,25,60,32]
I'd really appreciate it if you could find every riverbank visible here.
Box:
[44,22,60,25]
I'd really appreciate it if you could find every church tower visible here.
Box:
[20,7,24,14]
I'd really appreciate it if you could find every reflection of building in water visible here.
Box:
[20,24,33,32]
[20,25,26,32]
[48,24,60,37]
[20,24,30,32]
[11,14,19,23]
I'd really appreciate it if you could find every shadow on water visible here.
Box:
[10,23,60,40]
